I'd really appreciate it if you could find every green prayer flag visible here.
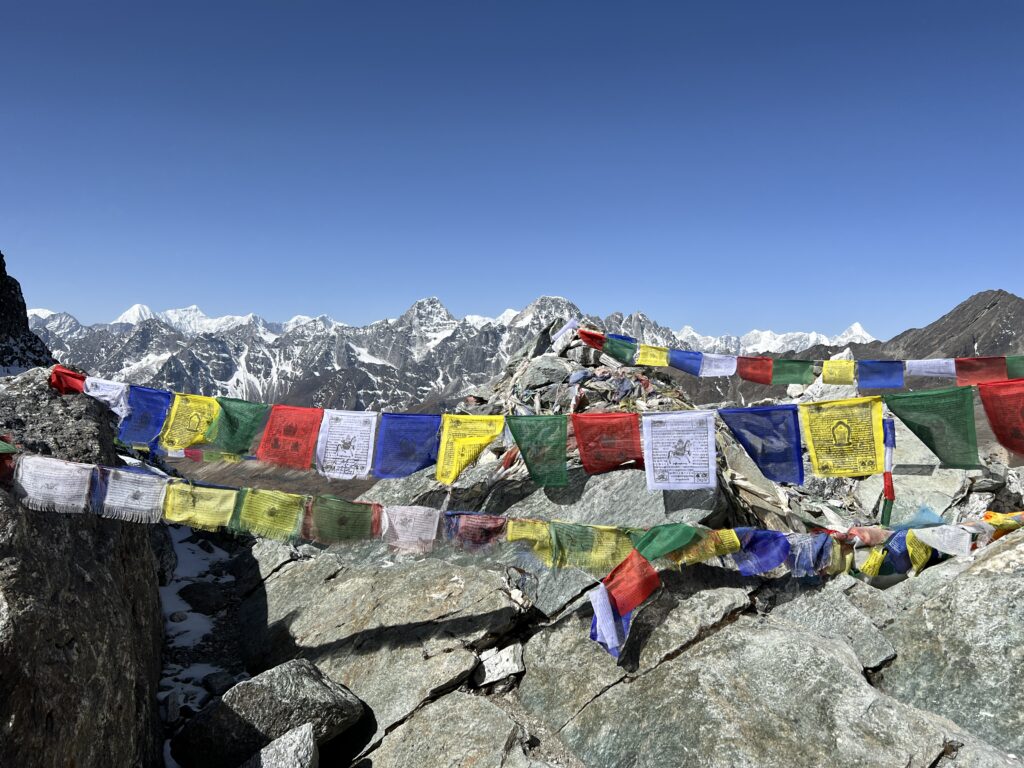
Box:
[1007,355,1024,380]
[603,336,638,365]
[633,523,701,561]
[884,386,980,469]
[0,440,18,454]
[507,415,568,487]
[772,359,816,386]
[307,495,376,543]
[549,521,636,571]
[210,397,271,454]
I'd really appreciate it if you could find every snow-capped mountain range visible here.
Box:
[26,297,874,410]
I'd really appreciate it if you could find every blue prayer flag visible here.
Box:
[884,530,912,573]
[786,533,832,578]
[719,404,804,485]
[372,413,441,478]
[883,418,896,448]
[732,528,791,576]
[668,349,703,376]
[607,333,637,343]
[117,386,172,447]
[857,360,905,389]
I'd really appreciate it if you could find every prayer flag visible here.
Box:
[640,411,716,490]
[551,318,579,341]
[549,522,637,572]
[0,440,17,454]
[633,523,700,561]
[118,386,173,448]
[607,333,637,343]
[719,404,804,485]
[822,360,855,385]
[699,353,737,377]
[14,455,93,514]
[737,356,773,385]
[912,525,972,557]
[905,359,956,378]
[160,394,222,451]
[232,488,305,540]
[601,549,660,615]
[436,414,505,484]
[668,349,703,376]
[49,365,85,394]
[956,356,1008,386]
[1007,355,1024,380]
[506,518,555,566]
[885,531,912,573]
[372,413,441,478]
[305,496,380,543]
[589,584,629,658]
[670,529,741,564]
[603,336,638,365]
[826,541,854,575]
[255,405,324,469]
[315,409,377,479]
[799,396,885,477]
[506,415,568,487]
[978,379,1024,456]
[982,511,1024,532]
[383,506,441,553]
[731,528,790,576]
[786,533,832,578]
[860,546,886,577]
[772,359,815,386]
[94,466,167,523]
[84,377,131,422]
[884,386,980,469]
[905,530,933,573]
[883,472,895,501]
[856,360,904,389]
[636,344,670,367]
[211,397,270,454]
[572,412,643,474]
[577,329,605,350]
[447,512,507,550]
[163,481,238,531]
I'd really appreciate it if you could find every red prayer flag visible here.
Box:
[49,365,86,394]
[572,412,643,474]
[955,357,1008,386]
[737,356,773,385]
[577,329,606,351]
[978,379,1024,456]
[883,472,895,501]
[602,549,661,615]
[255,404,324,469]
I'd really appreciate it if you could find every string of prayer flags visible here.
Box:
[822,359,855,385]
[1007,355,1024,380]
[233,488,305,540]
[446,512,507,551]
[589,584,629,658]
[506,518,554,566]
[978,379,1024,456]
[698,353,737,378]
[373,413,441,478]
[118,386,173,448]
[786,533,833,578]
[603,336,638,365]
[315,409,377,479]
[636,344,670,368]
[737,356,773,385]
[209,397,270,455]
[14,455,93,514]
[573,412,643,475]
[49,365,85,394]
[884,386,980,469]
[731,528,791,576]
[160,394,221,451]
[577,329,605,351]
[856,360,905,390]
[601,549,661,615]
[632,523,700,561]
[256,405,324,469]
[163,481,238,531]
[668,349,703,376]
[905,359,957,379]
[640,411,716,490]
[83,377,131,422]
[383,505,442,553]
[549,522,637,572]
[719,404,804,485]
[800,396,884,477]
[304,496,380,543]
[772,359,815,386]
[956,356,1008,386]
[905,530,933,573]
[506,415,568,487]
[94,466,167,523]
[436,414,505,484]
[670,528,741,565]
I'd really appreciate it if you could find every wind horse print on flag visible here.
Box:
[315,409,377,480]
[160,394,222,451]
[209,397,271,455]
[256,405,324,469]
[799,396,885,477]
[435,414,505,484]
[163,481,238,531]
[14,455,93,514]
[640,411,717,491]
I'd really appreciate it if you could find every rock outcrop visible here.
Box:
[0,252,54,375]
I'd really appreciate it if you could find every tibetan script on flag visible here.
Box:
[641,411,716,491]
[799,396,884,477]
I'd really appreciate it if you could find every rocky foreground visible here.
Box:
[2,324,1024,767]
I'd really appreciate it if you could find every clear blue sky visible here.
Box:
[2,1,1021,338]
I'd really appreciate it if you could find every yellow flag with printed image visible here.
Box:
[799,396,884,477]
[636,344,669,367]
[436,414,505,484]
[821,359,855,385]
[163,481,237,531]
[160,394,221,450]
[506,518,554,566]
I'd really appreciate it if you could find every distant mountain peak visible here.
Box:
[112,304,156,325]
[27,308,56,319]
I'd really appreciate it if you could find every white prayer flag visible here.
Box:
[84,377,131,422]
[14,455,93,514]
[551,318,579,341]
[641,411,717,491]
[698,353,737,378]
[911,525,972,557]
[315,410,378,480]
[905,359,957,378]
[100,468,168,523]
[382,506,441,553]
[884,445,894,473]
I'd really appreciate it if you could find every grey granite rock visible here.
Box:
[240,722,319,768]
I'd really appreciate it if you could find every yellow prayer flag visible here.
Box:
[905,531,933,574]
[235,488,305,541]
[826,541,854,575]
[860,545,886,577]
[799,396,885,477]
[821,359,855,385]
[163,481,237,531]
[982,511,1024,531]
[670,529,741,565]
[506,518,553,567]
[550,523,636,572]
[436,414,505,484]
[160,394,222,451]
[636,344,670,368]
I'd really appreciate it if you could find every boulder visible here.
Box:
[171,658,363,768]
[240,722,319,768]
[178,580,230,615]
[516,354,575,391]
